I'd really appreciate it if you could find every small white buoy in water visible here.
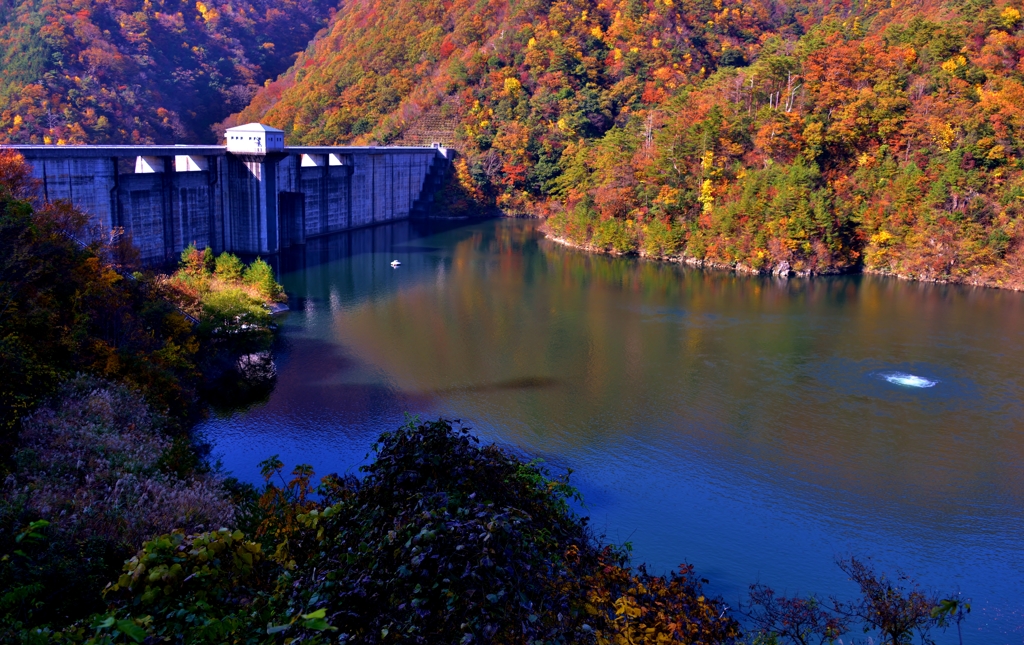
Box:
[390,260,401,268]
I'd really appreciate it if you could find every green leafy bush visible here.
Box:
[242,258,283,302]
[214,252,244,282]
[97,529,269,643]
[200,288,271,334]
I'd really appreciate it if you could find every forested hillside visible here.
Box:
[0,0,335,144]
[236,0,1024,288]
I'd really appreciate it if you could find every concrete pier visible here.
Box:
[4,128,452,265]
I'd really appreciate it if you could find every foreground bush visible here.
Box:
[0,377,235,634]
[5,418,971,644]
[282,420,739,644]
[24,419,738,644]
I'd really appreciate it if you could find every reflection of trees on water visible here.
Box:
[334,221,1024,513]
[238,350,277,382]
[202,339,279,414]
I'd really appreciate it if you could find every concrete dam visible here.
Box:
[4,123,453,265]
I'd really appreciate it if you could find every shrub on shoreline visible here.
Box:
[166,246,285,324]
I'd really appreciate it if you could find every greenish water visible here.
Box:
[201,218,1024,643]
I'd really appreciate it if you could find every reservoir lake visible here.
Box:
[200,218,1024,643]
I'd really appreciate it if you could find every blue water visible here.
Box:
[200,219,1024,643]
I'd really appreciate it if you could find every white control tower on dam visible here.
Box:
[3,123,453,265]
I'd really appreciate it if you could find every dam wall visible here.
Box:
[5,138,452,265]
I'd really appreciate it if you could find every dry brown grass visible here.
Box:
[8,376,235,548]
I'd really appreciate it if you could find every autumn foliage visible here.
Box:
[0,154,204,444]
[0,0,335,143]
[236,0,1024,288]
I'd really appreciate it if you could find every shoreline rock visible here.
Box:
[541,226,1020,290]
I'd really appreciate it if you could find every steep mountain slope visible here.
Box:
[238,0,1024,288]
[234,0,807,146]
[0,0,336,143]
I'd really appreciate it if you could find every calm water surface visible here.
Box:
[201,219,1024,643]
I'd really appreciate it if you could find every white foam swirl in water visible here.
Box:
[881,372,938,388]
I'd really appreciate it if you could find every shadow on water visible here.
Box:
[415,376,561,397]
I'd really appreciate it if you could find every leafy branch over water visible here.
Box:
[746,558,971,645]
